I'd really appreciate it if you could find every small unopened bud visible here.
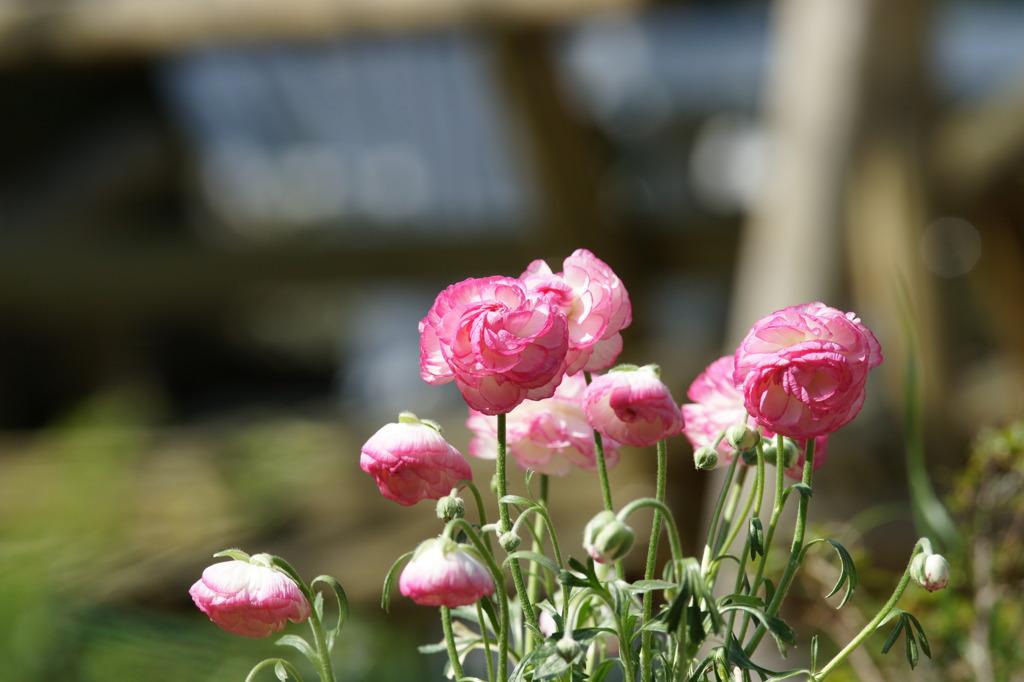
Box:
[555,637,582,663]
[499,531,521,552]
[911,552,950,592]
[436,492,466,522]
[712,646,730,682]
[763,438,799,469]
[583,511,635,564]
[693,446,719,470]
[726,424,759,451]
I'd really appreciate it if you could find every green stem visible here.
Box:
[745,438,816,656]
[813,543,924,680]
[476,601,496,682]
[526,475,549,625]
[494,413,542,650]
[700,451,742,574]
[639,439,669,682]
[441,606,466,680]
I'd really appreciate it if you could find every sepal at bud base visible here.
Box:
[436,491,466,521]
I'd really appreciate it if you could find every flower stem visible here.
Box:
[813,544,922,680]
[744,438,816,655]
[495,413,541,650]
[441,606,466,680]
[639,439,669,682]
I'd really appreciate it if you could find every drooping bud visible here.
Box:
[693,446,719,470]
[583,510,635,564]
[726,424,759,451]
[911,552,950,592]
[499,531,521,552]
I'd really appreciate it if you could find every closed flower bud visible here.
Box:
[360,413,472,507]
[436,492,466,521]
[556,636,583,663]
[694,446,719,469]
[583,510,635,564]
[726,424,759,451]
[499,531,521,552]
[762,438,800,469]
[911,552,950,592]
[399,537,495,607]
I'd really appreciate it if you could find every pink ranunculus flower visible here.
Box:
[399,537,495,608]
[189,552,311,638]
[521,249,632,374]
[466,372,623,476]
[582,364,684,447]
[419,276,569,415]
[733,303,882,439]
[360,413,473,506]
[682,354,827,478]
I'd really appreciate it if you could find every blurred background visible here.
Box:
[1,0,1022,679]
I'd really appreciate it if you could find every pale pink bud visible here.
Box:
[418,276,569,415]
[360,413,472,506]
[583,365,683,447]
[189,553,310,638]
[467,372,623,476]
[399,537,495,608]
[521,249,632,374]
[733,303,882,439]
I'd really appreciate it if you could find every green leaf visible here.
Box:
[275,634,316,665]
[906,611,932,659]
[749,518,765,559]
[627,579,677,594]
[719,605,795,654]
[505,550,559,575]
[589,659,619,682]
[789,482,814,500]
[311,574,349,648]
[273,660,292,681]
[880,611,907,655]
[498,494,537,508]
[381,550,414,612]
[806,538,858,608]
[905,626,920,669]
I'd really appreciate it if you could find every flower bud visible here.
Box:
[693,446,719,470]
[499,531,521,552]
[762,438,799,469]
[911,552,950,592]
[726,424,759,451]
[583,510,635,564]
[556,636,582,663]
[436,492,466,522]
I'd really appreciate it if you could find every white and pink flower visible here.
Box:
[360,414,472,506]
[399,537,495,608]
[189,553,310,638]
[733,303,882,439]
[682,354,827,478]
[419,276,569,415]
[466,372,622,476]
[582,365,684,447]
[521,249,632,374]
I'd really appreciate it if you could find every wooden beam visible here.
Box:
[0,0,640,63]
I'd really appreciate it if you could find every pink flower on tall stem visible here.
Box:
[582,365,684,447]
[399,537,495,608]
[682,354,826,478]
[467,372,622,476]
[360,413,472,506]
[189,553,311,638]
[521,249,632,374]
[419,276,569,415]
[733,303,882,439]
